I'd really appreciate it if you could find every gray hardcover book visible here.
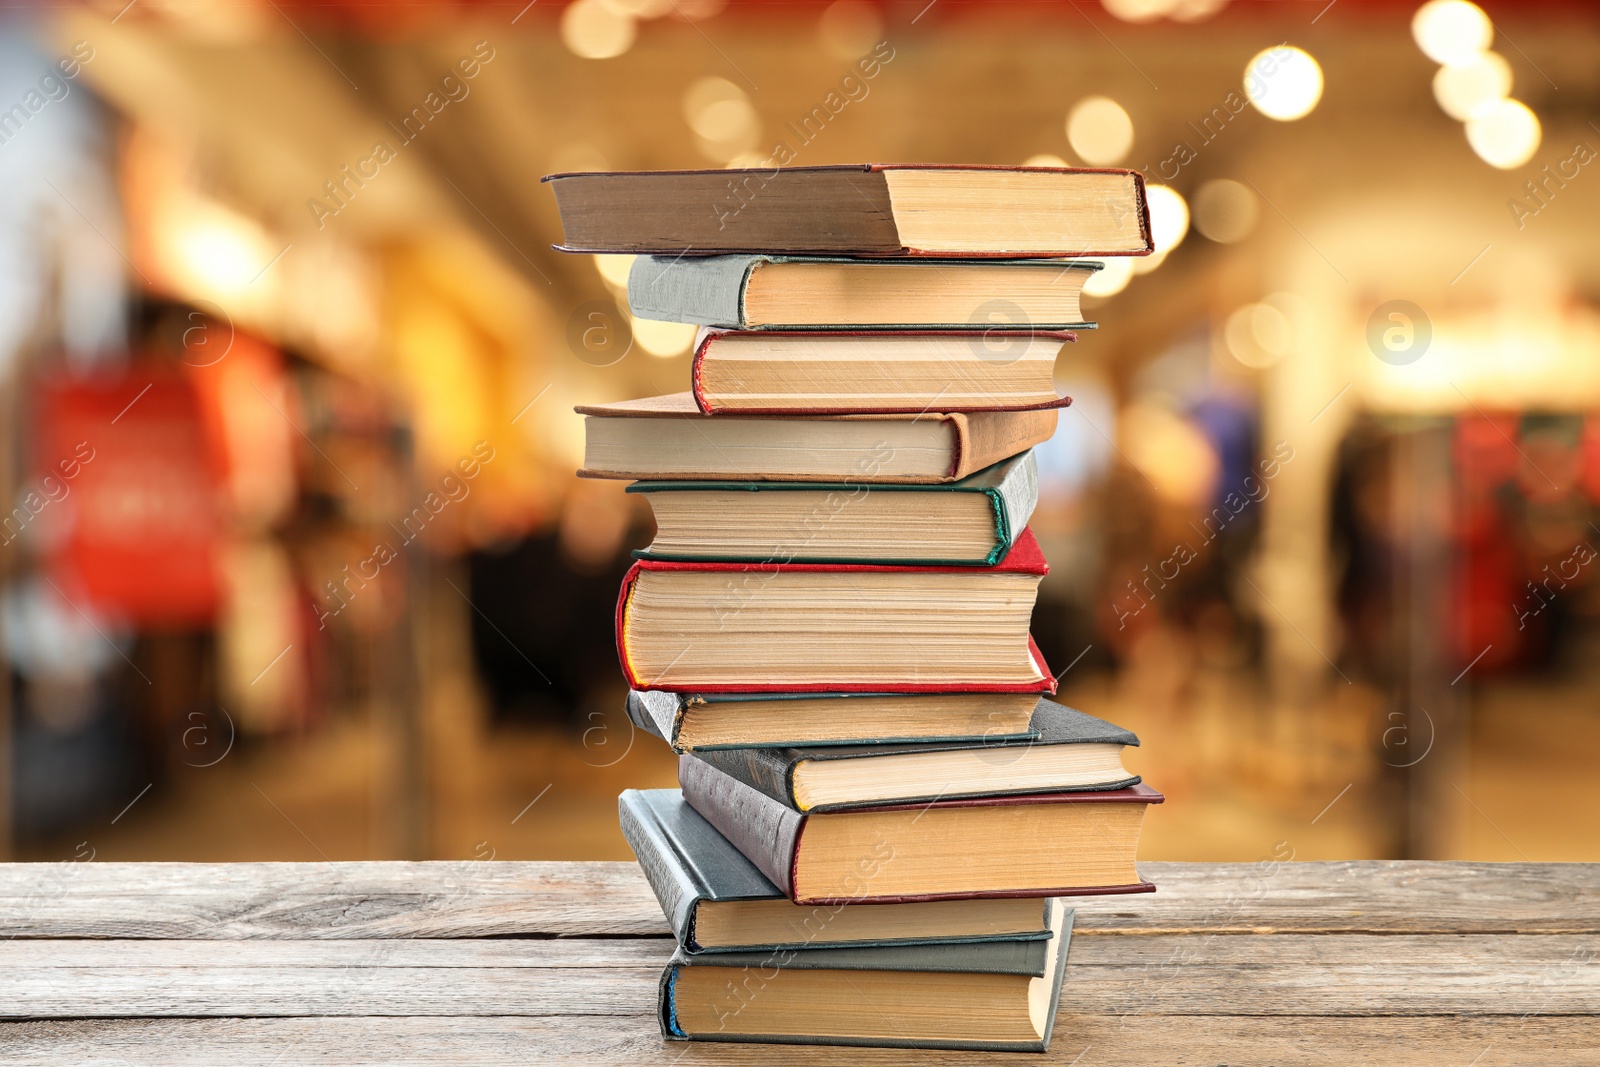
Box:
[690,698,1141,813]
[658,901,1076,1051]
[628,253,1097,330]
[619,788,1052,955]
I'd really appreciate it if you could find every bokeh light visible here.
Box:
[816,0,884,60]
[1066,96,1135,166]
[1243,46,1324,122]
[631,315,697,357]
[1466,98,1541,169]
[1412,0,1494,66]
[1081,255,1134,298]
[1433,52,1511,121]
[682,76,761,162]
[1193,179,1259,243]
[561,0,636,60]
[1133,184,1190,274]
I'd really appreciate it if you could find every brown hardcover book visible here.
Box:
[689,329,1075,415]
[544,164,1152,257]
[576,392,1056,483]
[680,755,1162,905]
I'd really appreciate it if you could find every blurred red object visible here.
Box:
[35,366,224,627]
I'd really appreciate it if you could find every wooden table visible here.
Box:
[1,860,1596,1064]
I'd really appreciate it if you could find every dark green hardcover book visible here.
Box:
[624,688,1040,752]
[619,788,1055,955]
[627,452,1038,567]
[658,899,1074,1051]
[688,699,1139,813]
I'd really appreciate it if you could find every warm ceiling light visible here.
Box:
[1433,51,1511,121]
[631,315,696,357]
[682,76,760,161]
[1066,96,1134,166]
[1100,0,1174,23]
[1412,0,1493,66]
[1466,98,1541,169]
[1243,46,1324,121]
[1132,185,1189,275]
[1082,256,1134,298]
[593,254,634,290]
[817,0,883,61]
[1023,154,1069,168]
[1193,178,1258,243]
[1147,185,1190,253]
[562,0,636,60]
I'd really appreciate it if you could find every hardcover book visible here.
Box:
[686,329,1074,416]
[620,789,1059,954]
[625,689,1043,751]
[658,898,1074,1051]
[629,451,1039,567]
[545,163,1152,257]
[680,754,1162,905]
[615,529,1055,693]
[628,254,1097,331]
[577,392,1056,483]
[687,698,1140,812]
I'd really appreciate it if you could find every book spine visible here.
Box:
[686,749,799,810]
[628,254,754,327]
[679,754,802,897]
[616,793,701,947]
[613,564,645,689]
[987,449,1040,562]
[624,691,666,744]
[690,335,713,414]
[658,958,684,1039]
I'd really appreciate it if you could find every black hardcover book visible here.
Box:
[619,789,1055,954]
[688,699,1139,812]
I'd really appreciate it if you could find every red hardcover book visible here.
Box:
[681,754,1162,905]
[689,329,1078,417]
[616,529,1056,694]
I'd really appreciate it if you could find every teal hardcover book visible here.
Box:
[628,451,1038,567]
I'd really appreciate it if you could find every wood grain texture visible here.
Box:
[3,932,1597,1019]
[2,860,1596,939]
[3,860,1596,1062]
[2,1014,1598,1066]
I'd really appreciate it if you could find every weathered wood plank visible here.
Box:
[2,1014,1597,1066]
[2,933,1596,1019]
[0,861,663,941]
[1,860,1595,940]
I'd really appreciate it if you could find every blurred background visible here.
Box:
[1,0,1597,866]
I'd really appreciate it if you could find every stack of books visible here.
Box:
[549,164,1160,1053]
